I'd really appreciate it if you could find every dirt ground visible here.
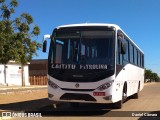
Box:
[0,89,47,104]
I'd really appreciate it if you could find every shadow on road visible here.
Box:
[0,98,118,116]
[0,98,53,111]
[25,103,116,116]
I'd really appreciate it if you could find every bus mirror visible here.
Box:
[118,33,126,54]
[42,34,50,53]
[121,41,126,54]
[43,40,47,52]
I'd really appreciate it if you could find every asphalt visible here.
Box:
[0,85,47,95]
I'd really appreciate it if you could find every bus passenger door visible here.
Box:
[115,32,127,102]
[116,33,126,81]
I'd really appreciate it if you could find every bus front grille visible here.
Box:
[61,88,95,92]
[60,93,96,102]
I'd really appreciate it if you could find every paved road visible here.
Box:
[1,83,160,120]
[34,83,160,119]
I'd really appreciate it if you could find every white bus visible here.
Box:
[43,23,144,109]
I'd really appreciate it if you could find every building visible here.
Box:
[0,61,30,86]
[0,59,48,86]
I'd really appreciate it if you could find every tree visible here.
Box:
[0,0,19,85]
[145,69,160,82]
[0,0,41,86]
[151,73,159,82]
[0,0,17,64]
[145,69,152,80]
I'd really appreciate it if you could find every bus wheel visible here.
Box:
[114,99,122,109]
[132,82,140,99]
[70,102,79,108]
[123,88,127,102]
[114,85,127,109]
[114,91,124,109]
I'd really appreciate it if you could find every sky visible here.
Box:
[15,0,160,76]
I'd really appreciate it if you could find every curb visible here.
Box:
[0,86,47,95]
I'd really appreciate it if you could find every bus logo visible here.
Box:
[75,83,80,88]
[2,112,12,119]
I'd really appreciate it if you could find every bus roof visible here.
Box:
[57,23,120,29]
[56,23,144,54]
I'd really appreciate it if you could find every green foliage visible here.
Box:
[21,13,33,24]
[0,0,17,20]
[0,0,41,65]
[145,69,160,82]
[10,0,18,7]
[0,0,5,3]
[145,69,152,79]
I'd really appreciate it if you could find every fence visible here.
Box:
[29,76,47,85]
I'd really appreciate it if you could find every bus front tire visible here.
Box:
[114,100,122,109]
[114,84,127,109]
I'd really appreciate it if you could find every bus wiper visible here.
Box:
[73,41,79,63]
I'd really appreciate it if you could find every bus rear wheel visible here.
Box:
[132,82,140,99]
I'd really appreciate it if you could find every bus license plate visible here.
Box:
[93,92,105,96]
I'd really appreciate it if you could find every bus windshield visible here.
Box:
[48,30,115,82]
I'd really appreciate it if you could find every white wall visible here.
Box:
[0,64,30,86]
[0,65,4,85]
[24,65,30,86]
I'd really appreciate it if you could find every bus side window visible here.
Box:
[129,43,134,64]
[141,53,143,67]
[124,38,129,62]
[116,38,123,65]
[142,54,144,68]
[138,51,140,67]
[134,48,137,65]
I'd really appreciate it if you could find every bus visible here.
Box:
[42,23,144,109]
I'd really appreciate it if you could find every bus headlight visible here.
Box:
[97,81,113,91]
[48,80,59,89]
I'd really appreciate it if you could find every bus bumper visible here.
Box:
[48,86,112,104]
